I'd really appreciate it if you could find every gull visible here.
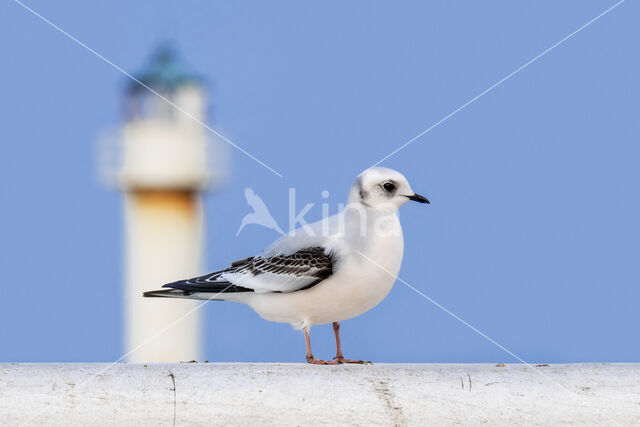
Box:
[144,167,429,364]
[236,187,284,236]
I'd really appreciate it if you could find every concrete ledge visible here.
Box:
[1,363,639,425]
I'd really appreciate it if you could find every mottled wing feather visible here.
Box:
[162,247,333,294]
[249,248,332,278]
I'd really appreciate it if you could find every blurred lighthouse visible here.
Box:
[101,44,227,362]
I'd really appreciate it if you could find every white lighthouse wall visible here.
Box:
[120,121,210,190]
[124,190,204,362]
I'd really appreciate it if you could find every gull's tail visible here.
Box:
[142,289,197,299]
[143,288,237,301]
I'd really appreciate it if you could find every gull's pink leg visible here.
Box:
[333,322,371,364]
[304,327,341,365]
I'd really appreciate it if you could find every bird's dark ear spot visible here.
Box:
[356,176,368,201]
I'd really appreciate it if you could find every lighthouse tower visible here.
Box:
[104,45,226,362]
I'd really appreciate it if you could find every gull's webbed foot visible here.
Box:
[306,356,342,365]
[334,357,372,364]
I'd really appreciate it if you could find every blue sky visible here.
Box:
[1,0,638,363]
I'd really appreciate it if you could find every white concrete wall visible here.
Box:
[1,363,638,426]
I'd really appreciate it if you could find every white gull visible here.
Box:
[144,167,429,364]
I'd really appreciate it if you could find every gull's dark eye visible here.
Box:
[382,182,396,192]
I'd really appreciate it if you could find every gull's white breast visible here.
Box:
[246,211,404,329]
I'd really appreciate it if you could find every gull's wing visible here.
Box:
[160,247,334,294]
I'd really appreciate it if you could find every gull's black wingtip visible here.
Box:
[161,279,183,288]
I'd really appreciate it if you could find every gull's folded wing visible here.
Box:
[157,247,334,294]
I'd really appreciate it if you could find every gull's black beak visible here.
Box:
[407,193,430,204]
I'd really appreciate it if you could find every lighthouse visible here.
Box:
[101,45,227,362]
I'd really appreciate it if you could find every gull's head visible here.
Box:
[349,167,429,212]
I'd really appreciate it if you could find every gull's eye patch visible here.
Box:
[382,182,396,192]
